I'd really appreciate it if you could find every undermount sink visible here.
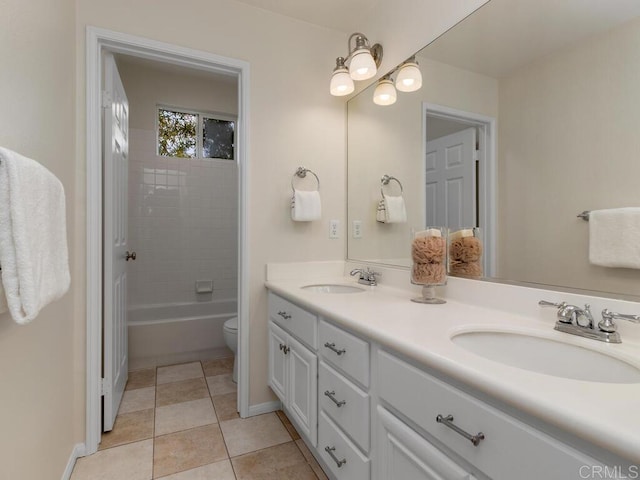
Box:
[451,330,640,384]
[301,284,366,294]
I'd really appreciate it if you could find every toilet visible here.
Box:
[223,316,238,383]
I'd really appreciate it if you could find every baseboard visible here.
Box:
[61,443,86,480]
[247,400,281,417]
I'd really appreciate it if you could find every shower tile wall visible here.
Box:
[128,128,238,307]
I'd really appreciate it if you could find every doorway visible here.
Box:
[423,103,496,276]
[86,27,250,455]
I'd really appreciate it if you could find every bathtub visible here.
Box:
[127,300,237,370]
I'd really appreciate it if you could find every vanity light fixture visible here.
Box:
[373,75,397,106]
[330,33,383,96]
[395,56,422,92]
[372,56,422,106]
[330,57,354,96]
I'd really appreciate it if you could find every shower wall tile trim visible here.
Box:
[128,128,238,307]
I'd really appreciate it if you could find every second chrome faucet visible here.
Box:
[539,300,640,343]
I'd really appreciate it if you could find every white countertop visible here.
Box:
[265,273,640,464]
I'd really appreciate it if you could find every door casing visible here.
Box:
[85,27,250,455]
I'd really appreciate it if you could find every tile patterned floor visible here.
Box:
[71,359,328,480]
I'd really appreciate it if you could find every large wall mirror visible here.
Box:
[347,0,640,299]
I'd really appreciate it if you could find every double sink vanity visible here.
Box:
[265,262,640,480]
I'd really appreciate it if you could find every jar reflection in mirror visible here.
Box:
[449,228,483,279]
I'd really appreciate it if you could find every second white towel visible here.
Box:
[378,194,407,224]
[589,207,640,269]
[291,189,322,221]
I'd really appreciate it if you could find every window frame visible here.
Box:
[156,104,237,160]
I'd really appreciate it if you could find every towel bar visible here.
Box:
[291,167,320,192]
[577,211,590,221]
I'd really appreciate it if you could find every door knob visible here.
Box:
[126,251,137,261]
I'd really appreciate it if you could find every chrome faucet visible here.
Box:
[350,267,380,286]
[539,300,640,343]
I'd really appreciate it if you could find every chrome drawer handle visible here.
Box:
[324,342,346,356]
[324,390,346,407]
[436,414,485,447]
[277,310,292,320]
[279,343,289,354]
[324,446,346,468]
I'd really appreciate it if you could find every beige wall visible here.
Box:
[0,0,81,479]
[497,16,640,296]
[117,58,238,130]
[348,58,498,263]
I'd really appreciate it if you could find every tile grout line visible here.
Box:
[151,366,157,479]
[202,361,239,479]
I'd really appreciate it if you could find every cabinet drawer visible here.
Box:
[319,320,370,388]
[268,293,317,349]
[319,361,370,453]
[378,350,600,480]
[318,411,370,480]
[377,406,477,480]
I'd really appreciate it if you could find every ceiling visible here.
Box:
[232,0,378,33]
[419,0,640,78]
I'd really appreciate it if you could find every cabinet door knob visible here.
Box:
[126,251,137,261]
[324,446,346,468]
[277,310,292,320]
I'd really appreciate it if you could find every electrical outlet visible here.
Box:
[329,219,339,239]
[353,220,362,238]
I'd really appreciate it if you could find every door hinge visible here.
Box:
[100,378,111,396]
[101,90,112,109]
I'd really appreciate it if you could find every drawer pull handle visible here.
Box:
[324,342,346,356]
[324,446,346,468]
[279,343,290,354]
[277,310,292,320]
[436,414,485,447]
[324,390,346,407]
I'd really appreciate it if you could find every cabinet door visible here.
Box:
[268,321,288,403]
[288,334,318,446]
[377,407,476,480]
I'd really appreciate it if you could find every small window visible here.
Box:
[203,117,235,160]
[158,107,235,160]
[158,109,197,158]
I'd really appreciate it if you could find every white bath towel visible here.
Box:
[589,207,640,269]
[0,147,70,324]
[291,189,321,221]
[382,194,407,223]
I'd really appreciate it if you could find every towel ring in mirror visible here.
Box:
[291,167,320,192]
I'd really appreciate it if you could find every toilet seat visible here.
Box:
[224,316,238,331]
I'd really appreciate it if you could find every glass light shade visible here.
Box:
[395,62,422,92]
[330,68,355,96]
[373,79,397,106]
[349,49,377,80]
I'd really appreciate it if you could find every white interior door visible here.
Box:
[103,52,130,432]
[424,128,476,230]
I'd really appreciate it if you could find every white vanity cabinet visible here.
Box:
[266,287,628,480]
[267,294,318,446]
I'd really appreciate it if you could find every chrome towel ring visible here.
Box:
[380,174,403,196]
[291,167,320,192]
